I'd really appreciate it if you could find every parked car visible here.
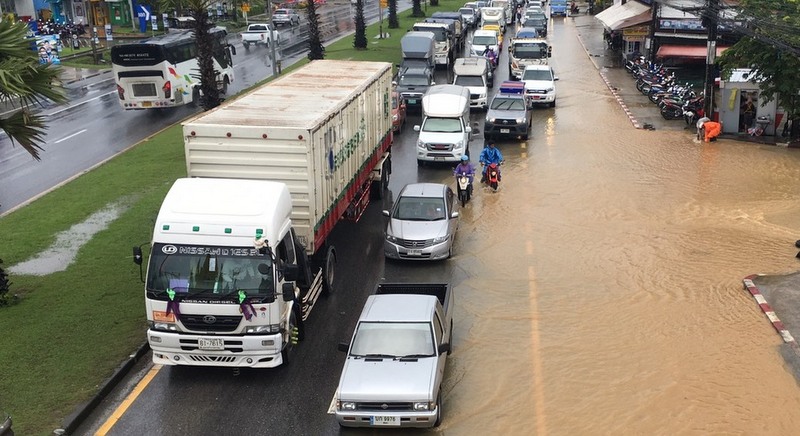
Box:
[391,90,407,133]
[383,183,460,260]
[272,8,300,26]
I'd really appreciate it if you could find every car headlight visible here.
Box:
[511,60,518,69]
[339,401,357,411]
[432,235,448,244]
[413,402,431,411]
[546,86,554,92]
[455,140,465,151]
[386,234,398,243]
[479,93,486,99]
[516,118,524,124]
[149,321,179,332]
[417,140,426,149]
[245,324,280,334]
[487,117,495,123]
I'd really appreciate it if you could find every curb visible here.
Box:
[742,274,800,351]
[60,342,150,435]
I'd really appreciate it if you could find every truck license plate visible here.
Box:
[407,249,423,256]
[142,101,152,107]
[500,128,510,133]
[407,99,417,104]
[371,416,400,426]
[198,338,224,350]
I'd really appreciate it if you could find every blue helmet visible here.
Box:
[461,155,469,161]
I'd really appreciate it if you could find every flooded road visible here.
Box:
[396,17,800,436]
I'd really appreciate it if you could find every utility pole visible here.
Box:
[267,7,278,77]
[703,0,718,120]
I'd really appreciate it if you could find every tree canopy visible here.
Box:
[0,20,66,160]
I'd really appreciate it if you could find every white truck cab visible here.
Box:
[411,22,453,68]
[479,7,506,34]
[453,57,489,110]
[414,85,476,165]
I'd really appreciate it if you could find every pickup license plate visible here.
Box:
[434,156,445,161]
[371,416,400,426]
[500,128,510,133]
[533,96,541,100]
[142,101,152,107]
[407,99,417,104]
[198,338,224,350]
[407,249,423,256]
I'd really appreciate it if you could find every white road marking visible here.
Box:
[53,129,87,144]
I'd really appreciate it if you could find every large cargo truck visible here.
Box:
[133,60,394,368]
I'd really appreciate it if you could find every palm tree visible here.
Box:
[354,0,367,49]
[0,20,66,161]
[306,0,325,60]
[161,0,223,110]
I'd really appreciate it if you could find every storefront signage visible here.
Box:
[659,19,705,31]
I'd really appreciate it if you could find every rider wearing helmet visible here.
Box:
[479,142,504,182]
[453,154,477,195]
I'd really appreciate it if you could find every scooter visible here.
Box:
[456,172,473,206]
[484,162,501,191]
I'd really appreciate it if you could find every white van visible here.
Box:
[414,85,476,165]
[480,7,506,33]
[453,58,489,110]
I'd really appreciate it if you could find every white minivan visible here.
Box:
[414,85,477,165]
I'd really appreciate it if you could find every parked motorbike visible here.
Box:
[683,98,705,126]
[483,162,501,191]
[456,172,473,206]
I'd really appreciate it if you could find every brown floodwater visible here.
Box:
[428,24,800,436]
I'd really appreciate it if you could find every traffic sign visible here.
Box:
[380,0,387,7]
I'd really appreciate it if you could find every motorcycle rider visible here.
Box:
[453,155,476,196]
[485,46,497,68]
[479,142,504,183]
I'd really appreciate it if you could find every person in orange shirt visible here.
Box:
[703,120,722,142]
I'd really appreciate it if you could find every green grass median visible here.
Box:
[0,1,463,434]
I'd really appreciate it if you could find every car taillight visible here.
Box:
[163,81,172,99]
[116,85,125,100]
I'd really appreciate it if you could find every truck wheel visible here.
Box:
[371,162,389,200]
[243,41,250,50]
[322,245,336,296]
[221,76,229,94]
[281,308,300,364]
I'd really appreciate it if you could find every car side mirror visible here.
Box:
[382,210,390,217]
[451,211,459,218]
[431,81,436,85]
[282,282,295,301]
[413,125,421,132]
[338,342,350,352]
[438,343,450,355]
[554,76,560,81]
[283,264,299,282]
[132,246,143,265]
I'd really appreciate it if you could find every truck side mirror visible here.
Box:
[338,342,350,352]
[228,44,237,56]
[282,282,296,301]
[438,343,450,355]
[283,264,299,282]
[132,246,143,265]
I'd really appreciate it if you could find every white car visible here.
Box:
[521,65,558,107]
[469,29,499,57]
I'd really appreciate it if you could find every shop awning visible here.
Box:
[656,44,729,59]
[595,1,652,31]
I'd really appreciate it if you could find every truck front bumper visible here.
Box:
[148,329,285,368]
[335,408,439,428]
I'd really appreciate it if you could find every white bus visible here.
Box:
[110,27,235,110]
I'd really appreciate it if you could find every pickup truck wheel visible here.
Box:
[243,41,250,50]
[322,245,336,296]
[221,76,229,94]
[433,391,443,427]
[448,320,453,355]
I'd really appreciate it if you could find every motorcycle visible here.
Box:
[456,172,473,206]
[483,162,501,191]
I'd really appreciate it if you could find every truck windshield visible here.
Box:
[514,42,547,59]
[422,117,463,133]
[146,243,274,297]
[491,96,526,110]
[414,27,447,42]
[454,75,485,87]
[350,322,435,357]
[472,35,497,46]
[399,75,429,86]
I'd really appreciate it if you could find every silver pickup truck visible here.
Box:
[334,283,453,428]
